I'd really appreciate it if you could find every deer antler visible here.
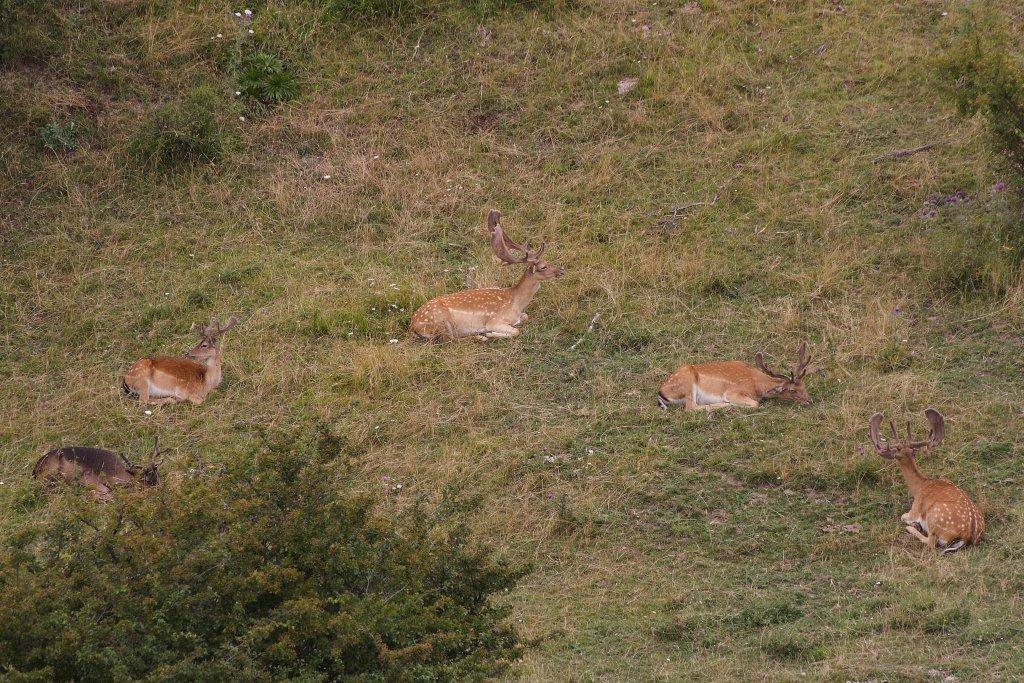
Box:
[908,408,945,451]
[755,351,792,381]
[205,316,239,338]
[150,436,169,463]
[868,412,898,459]
[868,409,944,458]
[793,341,811,379]
[487,210,545,265]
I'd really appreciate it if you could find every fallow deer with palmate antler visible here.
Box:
[123,317,238,405]
[658,341,813,410]
[868,409,984,553]
[410,210,564,341]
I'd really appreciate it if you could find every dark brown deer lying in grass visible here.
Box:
[33,440,165,501]
[410,210,564,341]
[123,316,238,405]
[868,409,984,553]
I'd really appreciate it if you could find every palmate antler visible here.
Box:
[868,408,945,459]
[487,210,546,265]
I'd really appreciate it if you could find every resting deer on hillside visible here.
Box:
[868,409,984,553]
[34,440,165,501]
[410,210,564,341]
[123,316,238,405]
[658,341,813,410]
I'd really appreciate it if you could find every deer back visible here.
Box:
[33,447,135,483]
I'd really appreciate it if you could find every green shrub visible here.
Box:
[237,52,299,106]
[129,86,233,171]
[0,428,523,680]
[938,7,1024,175]
[37,120,78,152]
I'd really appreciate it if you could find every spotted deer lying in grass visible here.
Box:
[33,440,165,501]
[123,317,238,405]
[410,210,564,341]
[868,409,984,553]
[658,341,812,410]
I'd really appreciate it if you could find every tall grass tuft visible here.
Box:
[128,85,235,172]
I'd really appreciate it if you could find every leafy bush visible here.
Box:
[37,120,78,152]
[939,8,1024,175]
[0,428,523,680]
[129,86,233,171]
[237,52,300,106]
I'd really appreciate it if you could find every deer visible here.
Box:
[33,439,165,501]
[868,408,984,553]
[658,341,813,410]
[123,316,238,405]
[410,210,565,341]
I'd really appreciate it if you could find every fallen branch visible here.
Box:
[660,193,719,217]
[872,142,938,164]
[569,312,601,351]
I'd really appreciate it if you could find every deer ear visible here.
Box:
[924,408,945,449]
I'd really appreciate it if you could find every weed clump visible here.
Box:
[0,428,523,680]
[37,120,78,153]
[237,52,299,106]
[939,8,1024,177]
[129,86,234,172]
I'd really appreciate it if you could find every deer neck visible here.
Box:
[896,456,929,497]
[509,268,542,315]
[201,348,223,388]
[755,373,787,399]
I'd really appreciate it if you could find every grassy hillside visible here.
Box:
[2,0,1023,679]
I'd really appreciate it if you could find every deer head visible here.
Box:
[755,341,812,404]
[868,408,945,461]
[121,437,167,486]
[487,210,565,281]
[187,316,238,362]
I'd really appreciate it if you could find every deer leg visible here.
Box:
[942,540,966,554]
[905,525,931,545]
[514,313,529,326]
[89,482,113,502]
[690,401,733,412]
[148,396,179,406]
[483,324,521,339]
[723,391,760,408]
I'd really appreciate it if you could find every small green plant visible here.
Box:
[237,52,299,106]
[0,428,524,679]
[938,7,1024,175]
[129,85,232,171]
[37,120,77,152]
